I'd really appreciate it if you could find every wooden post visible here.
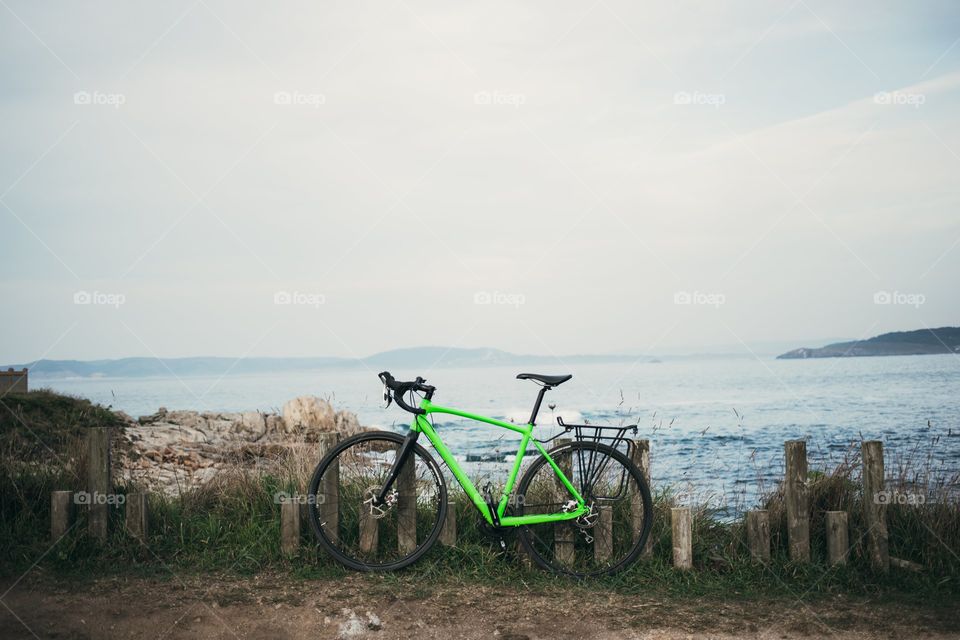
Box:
[745,510,770,563]
[509,463,532,567]
[554,438,575,565]
[890,556,923,572]
[359,503,378,555]
[825,511,849,566]
[86,427,111,541]
[50,491,73,541]
[440,501,456,546]
[515,503,533,569]
[125,492,148,540]
[630,439,652,555]
[784,440,810,562]
[594,505,613,564]
[397,454,417,554]
[280,500,300,554]
[671,507,692,569]
[316,433,340,544]
[862,441,890,572]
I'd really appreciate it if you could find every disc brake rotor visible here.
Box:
[574,502,599,529]
[363,486,397,519]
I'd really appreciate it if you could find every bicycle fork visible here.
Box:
[372,429,420,507]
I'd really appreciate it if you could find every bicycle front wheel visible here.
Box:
[307,431,447,571]
[515,441,652,577]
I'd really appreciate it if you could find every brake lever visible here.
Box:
[382,383,392,409]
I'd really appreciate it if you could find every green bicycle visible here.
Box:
[307,371,653,577]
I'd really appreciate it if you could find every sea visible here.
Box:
[38,354,960,515]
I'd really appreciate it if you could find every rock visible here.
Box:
[204,418,235,434]
[233,411,268,439]
[237,443,290,459]
[337,609,382,639]
[334,410,361,435]
[138,407,168,424]
[365,612,382,631]
[164,410,206,429]
[123,396,365,495]
[191,467,219,484]
[282,396,336,433]
[265,414,284,435]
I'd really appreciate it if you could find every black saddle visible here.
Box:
[516,373,572,387]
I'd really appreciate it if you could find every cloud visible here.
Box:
[1,1,959,359]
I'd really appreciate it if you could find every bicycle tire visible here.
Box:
[515,441,653,577]
[307,431,448,571]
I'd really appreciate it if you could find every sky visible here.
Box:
[1,1,959,362]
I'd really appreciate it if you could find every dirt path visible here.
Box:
[1,573,957,640]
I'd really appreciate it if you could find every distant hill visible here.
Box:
[777,327,960,359]
[5,347,654,379]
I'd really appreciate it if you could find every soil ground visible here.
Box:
[1,572,957,640]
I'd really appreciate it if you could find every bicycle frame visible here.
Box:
[411,398,589,527]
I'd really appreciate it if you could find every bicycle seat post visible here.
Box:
[527,384,551,426]
[517,373,571,426]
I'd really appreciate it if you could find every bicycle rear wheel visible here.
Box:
[515,441,652,577]
[307,431,447,571]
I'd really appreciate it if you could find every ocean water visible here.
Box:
[39,355,960,514]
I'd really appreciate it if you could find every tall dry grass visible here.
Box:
[1,390,958,599]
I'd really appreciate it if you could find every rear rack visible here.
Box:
[539,416,639,458]
[538,417,641,503]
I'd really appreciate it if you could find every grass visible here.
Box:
[0,389,127,461]
[1,389,958,606]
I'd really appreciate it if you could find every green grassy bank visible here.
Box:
[1,390,958,604]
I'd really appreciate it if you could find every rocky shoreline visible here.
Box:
[119,396,366,494]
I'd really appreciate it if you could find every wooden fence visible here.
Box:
[56,429,901,571]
